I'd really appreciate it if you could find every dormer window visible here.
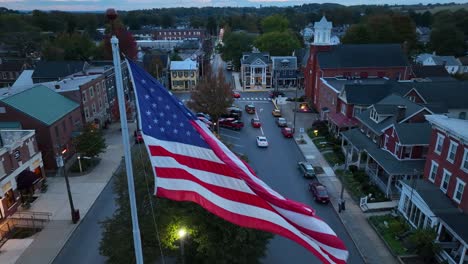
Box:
[370,109,379,122]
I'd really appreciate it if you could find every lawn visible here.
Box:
[369,215,412,256]
[336,169,388,202]
[323,151,345,166]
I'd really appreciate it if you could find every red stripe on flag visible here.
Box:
[156,188,346,264]
[155,167,274,211]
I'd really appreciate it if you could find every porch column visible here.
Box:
[341,136,345,148]
[250,67,254,85]
[436,222,443,241]
[357,152,362,168]
[350,147,355,163]
[386,174,393,197]
[365,153,370,170]
[459,246,466,264]
[262,67,266,85]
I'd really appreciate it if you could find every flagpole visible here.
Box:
[111,35,144,264]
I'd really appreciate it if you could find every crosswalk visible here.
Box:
[181,97,272,103]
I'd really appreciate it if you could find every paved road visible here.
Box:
[52,167,118,264]
[211,53,233,86]
[220,96,364,264]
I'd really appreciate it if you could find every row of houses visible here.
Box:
[299,16,468,264]
[0,60,133,221]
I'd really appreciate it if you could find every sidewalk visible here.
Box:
[0,122,134,264]
[279,102,397,264]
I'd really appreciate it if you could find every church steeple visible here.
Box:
[313,16,332,46]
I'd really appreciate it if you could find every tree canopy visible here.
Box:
[42,32,97,61]
[254,31,301,56]
[220,32,255,69]
[261,14,289,33]
[100,145,273,264]
[73,123,106,158]
[187,69,233,122]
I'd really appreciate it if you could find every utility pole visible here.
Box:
[293,83,298,133]
[339,146,349,213]
[56,152,79,223]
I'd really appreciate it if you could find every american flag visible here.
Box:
[127,60,348,264]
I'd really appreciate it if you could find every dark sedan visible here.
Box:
[309,182,330,204]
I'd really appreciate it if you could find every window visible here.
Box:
[96,83,100,94]
[82,91,87,103]
[99,99,102,109]
[421,146,428,159]
[340,104,346,115]
[462,148,468,172]
[395,143,401,157]
[454,179,465,203]
[428,161,438,182]
[69,116,73,127]
[403,146,412,159]
[353,107,362,117]
[0,160,5,177]
[5,189,16,208]
[178,72,182,77]
[459,112,467,120]
[92,103,96,114]
[89,86,94,98]
[184,71,188,77]
[384,135,389,149]
[172,72,177,78]
[370,109,379,122]
[191,72,194,77]
[28,140,35,156]
[62,121,66,133]
[84,107,90,119]
[408,95,416,102]
[447,140,458,163]
[435,133,445,155]
[440,169,451,193]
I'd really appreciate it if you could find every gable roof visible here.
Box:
[271,56,297,70]
[170,60,197,71]
[241,52,270,65]
[431,56,461,66]
[411,64,450,78]
[317,44,409,69]
[0,85,79,126]
[393,123,432,145]
[32,61,86,81]
[356,93,426,135]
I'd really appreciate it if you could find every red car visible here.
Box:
[232,91,241,98]
[219,118,244,130]
[134,130,143,144]
[281,127,293,138]
[309,182,330,204]
[251,118,261,128]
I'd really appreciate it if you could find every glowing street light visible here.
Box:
[178,228,187,239]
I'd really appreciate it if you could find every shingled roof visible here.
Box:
[317,44,409,69]
[241,52,270,65]
[32,61,86,81]
[394,123,432,145]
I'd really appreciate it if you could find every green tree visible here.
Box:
[254,31,301,56]
[206,16,217,35]
[220,32,255,69]
[261,14,289,33]
[187,69,233,122]
[341,24,372,44]
[42,32,97,60]
[430,25,465,56]
[74,124,106,158]
[100,146,273,264]
[408,229,441,262]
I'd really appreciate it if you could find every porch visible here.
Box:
[329,112,359,138]
[436,214,468,264]
[341,129,425,199]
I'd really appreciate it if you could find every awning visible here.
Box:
[329,112,359,128]
[16,170,41,190]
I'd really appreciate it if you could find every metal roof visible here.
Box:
[0,85,79,126]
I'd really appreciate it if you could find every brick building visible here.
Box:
[397,115,468,264]
[0,58,28,88]
[0,129,44,219]
[153,29,206,41]
[303,17,411,119]
[0,86,82,170]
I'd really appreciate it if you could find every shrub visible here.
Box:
[408,229,440,262]
[388,219,407,236]
[349,165,358,173]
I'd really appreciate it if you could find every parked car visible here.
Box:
[269,91,285,98]
[297,161,316,178]
[256,136,269,147]
[245,104,256,114]
[272,109,282,117]
[219,118,244,130]
[198,116,213,128]
[232,91,241,98]
[134,130,143,144]
[196,112,212,121]
[221,107,242,120]
[309,182,330,204]
[276,117,287,127]
[281,127,294,138]
[251,118,261,128]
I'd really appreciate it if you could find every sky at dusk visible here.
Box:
[0,0,467,11]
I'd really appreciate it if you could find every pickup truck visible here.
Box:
[219,118,244,130]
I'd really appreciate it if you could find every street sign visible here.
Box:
[299,127,304,133]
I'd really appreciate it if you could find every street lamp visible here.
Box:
[178,228,187,264]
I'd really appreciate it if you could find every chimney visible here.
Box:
[396,105,407,122]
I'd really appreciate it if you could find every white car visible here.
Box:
[256,136,269,148]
